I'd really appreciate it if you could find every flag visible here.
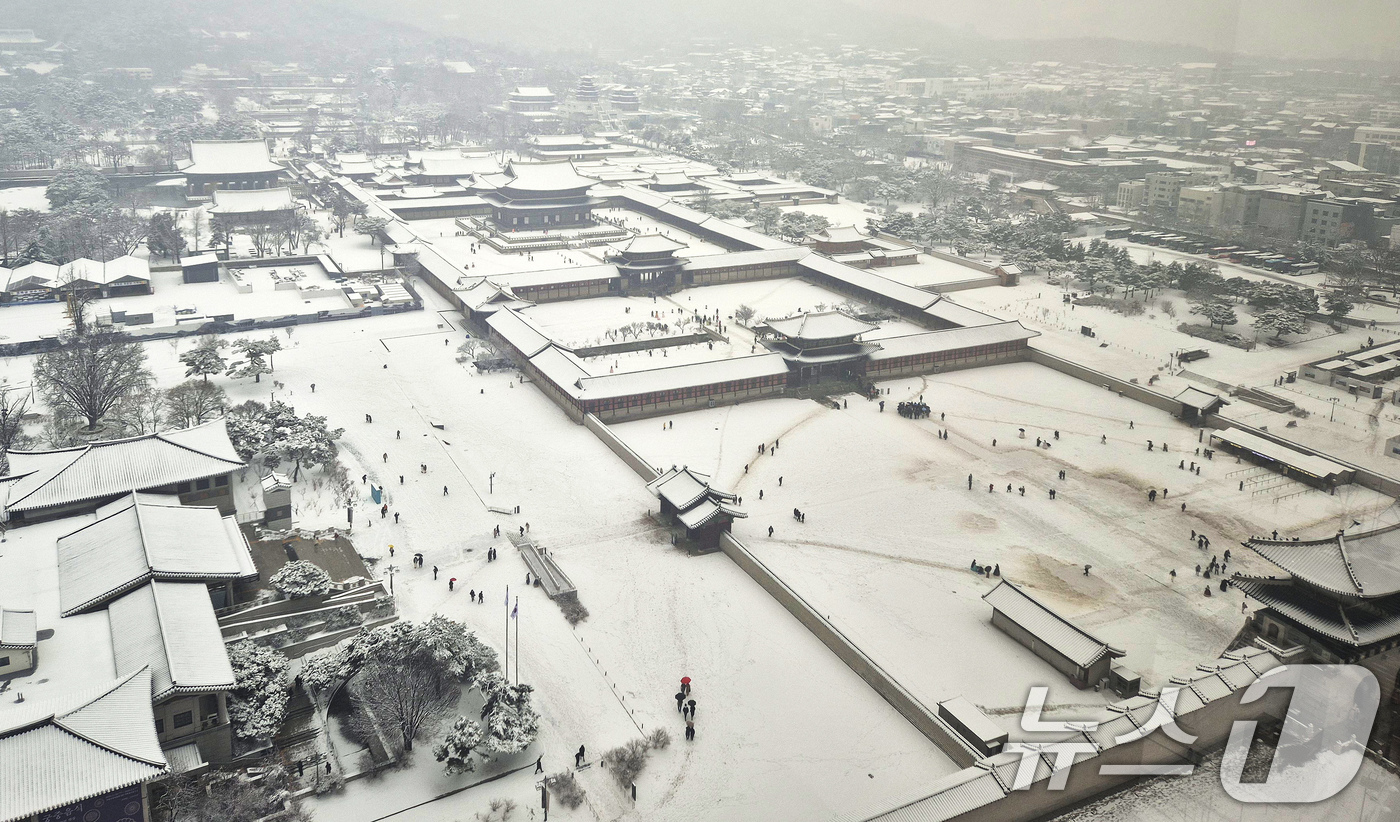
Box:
[511,601,518,619]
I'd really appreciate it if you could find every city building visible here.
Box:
[1256,186,1320,242]
[1115,180,1146,210]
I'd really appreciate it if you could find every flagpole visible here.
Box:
[514,596,520,685]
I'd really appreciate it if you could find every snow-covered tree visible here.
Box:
[222,400,340,475]
[270,560,332,599]
[272,411,343,481]
[227,337,283,383]
[301,617,496,695]
[733,304,756,325]
[227,641,292,740]
[1324,291,1355,320]
[1190,301,1238,330]
[477,672,540,755]
[180,338,227,382]
[1253,307,1310,341]
[433,716,485,774]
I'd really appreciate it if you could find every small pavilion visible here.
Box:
[760,310,881,383]
[607,233,687,291]
[646,466,746,550]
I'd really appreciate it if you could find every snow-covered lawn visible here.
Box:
[610,363,1394,736]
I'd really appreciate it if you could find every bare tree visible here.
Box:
[351,659,459,752]
[33,329,152,431]
[0,385,33,473]
[165,379,229,428]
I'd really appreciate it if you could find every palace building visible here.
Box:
[1231,528,1400,754]
[761,310,881,383]
[473,160,603,229]
[180,140,285,198]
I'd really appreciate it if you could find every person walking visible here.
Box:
[449,578,456,591]
[535,756,544,774]
[676,691,686,712]
[433,565,439,580]
[687,698,696,718]
[576,745,586,767]
[443,485,449,495]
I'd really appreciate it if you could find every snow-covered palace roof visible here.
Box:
[982,580,1125,669]
[0,668,168,822]
[58,493,256,616]
[0,419,243,516]
[107,581,235,701]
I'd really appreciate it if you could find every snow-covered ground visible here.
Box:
[951,274,1400,478]
[0,281,961,821]
[611,364,1395,734]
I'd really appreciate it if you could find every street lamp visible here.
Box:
[1329,397,1340,422]
[490,472,496,494]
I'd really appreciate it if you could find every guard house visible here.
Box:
[473,161,602,230]
[608,234,687,291]
[1209,427,1353,490]
[1174,386,1226,424]
[646,466,746,550]
[761,310,881,383]
[181,139,284,197]
[982,580,1126,689]
[181,252,220,284]
[1230,528,1400,754]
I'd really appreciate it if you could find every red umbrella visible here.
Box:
[681,676,692,685]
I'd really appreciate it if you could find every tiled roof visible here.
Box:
[868,322,1038,362]
[486,307,552,358]
[766,310,879,340]
[58,493,256,616]
[646,467,712,511]
[185,140,281,176]
[0,668,168,822]
[1231,576,1400,646]
[106,582,235,701]
[574,352,790,400]
[982,580,1125,669]
[0,608,35,650]
[209,186,295,214]
[2,419,242,515]
[1246,529,1400,598]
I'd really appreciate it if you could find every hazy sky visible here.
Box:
[878,0,1400,62]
